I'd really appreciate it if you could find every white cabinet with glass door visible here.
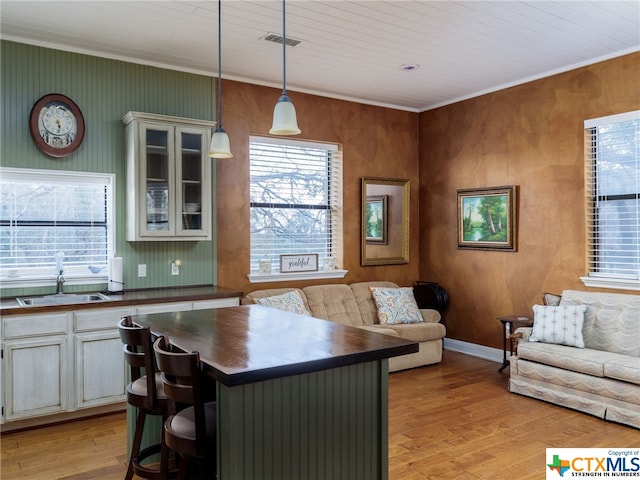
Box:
[123,111,214,241]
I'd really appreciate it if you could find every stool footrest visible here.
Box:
[133,443,177,479]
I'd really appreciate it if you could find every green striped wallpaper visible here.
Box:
[1,41,219,296]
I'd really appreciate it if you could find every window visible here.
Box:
[0,168,115,288]
[249,136,343,281]
[582,111,640,290]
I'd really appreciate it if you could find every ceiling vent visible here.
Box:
[262,32,302,47]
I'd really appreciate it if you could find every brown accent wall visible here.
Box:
[419,53,640,349]
[217,81,421,294]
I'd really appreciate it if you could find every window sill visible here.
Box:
[580,276,640,291]
[0,274,108,290]
[248,269,348,284]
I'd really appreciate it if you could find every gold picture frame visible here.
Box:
[457,185,518,251]
[361,177,409,265]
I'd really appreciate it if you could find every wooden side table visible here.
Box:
[497,314,533,372]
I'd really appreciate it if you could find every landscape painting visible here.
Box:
[457,185,517,251]
[365,195,388,244]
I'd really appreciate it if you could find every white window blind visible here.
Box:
[249,136,342,274]
[0,168,114,286]
[583,110,640,290]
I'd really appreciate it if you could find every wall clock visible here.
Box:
[29,93,85,158]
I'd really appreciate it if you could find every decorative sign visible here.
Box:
[280,254,318,273]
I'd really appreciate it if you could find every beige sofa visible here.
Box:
[510,290,640,429]
[242,281,446,372]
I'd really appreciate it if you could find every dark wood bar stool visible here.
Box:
[118,317,175,480]
[153,336,217,480]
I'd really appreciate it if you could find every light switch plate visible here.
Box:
[138,264,147,277]
[171,263,179,276]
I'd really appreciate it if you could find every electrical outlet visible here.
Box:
[138,264,147,277]
[171,263,180,276]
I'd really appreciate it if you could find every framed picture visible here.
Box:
[280,254,318,273]
[365,195,388,244]
[457,185,517,251]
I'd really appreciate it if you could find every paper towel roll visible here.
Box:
[108,257,124,293]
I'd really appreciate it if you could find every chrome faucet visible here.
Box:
[56,270,65,295]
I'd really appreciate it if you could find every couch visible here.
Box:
[509,289,640,429]
[241,281,446,372]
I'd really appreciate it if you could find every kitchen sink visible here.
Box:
[17,292,111,307]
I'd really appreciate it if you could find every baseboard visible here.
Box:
[443,338,503,364]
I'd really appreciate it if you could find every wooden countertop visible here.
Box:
[0,285,243,315]
[134,304,419,387]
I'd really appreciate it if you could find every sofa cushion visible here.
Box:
[529,304,586,348]
[350,281,399,326]
[515,359,640,405]
[359,325,400,337]
[604,357,640,386]
[380,322,446,342]
[517,341,624,378]
[369,286,423,325]
[302,285,363,327]
[560,290,640,357]
[255,290,312,316]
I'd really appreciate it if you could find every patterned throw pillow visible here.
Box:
[529,304,587,348]
[369,287,423,325]
[255,290,312,316]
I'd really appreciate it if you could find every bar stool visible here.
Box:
[153,335,217,480]
[118,317,175,480]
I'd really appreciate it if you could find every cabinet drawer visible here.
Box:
[136,302,193,315]
[192,298,239,310]
[3,313,69,339]
[74,307,135,332]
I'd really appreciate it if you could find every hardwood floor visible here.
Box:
[2,351,637,479]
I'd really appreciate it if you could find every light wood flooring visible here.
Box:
[2,351,638,479]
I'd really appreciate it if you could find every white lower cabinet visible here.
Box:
[73,306,133,409]
[1,307,131,423]
[2,312,69,421]
[75,331,125,408]
[3,336,68,420]
[1,296,239,425]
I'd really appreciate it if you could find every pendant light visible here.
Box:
[209,0,233,158]
[269,0,301,135]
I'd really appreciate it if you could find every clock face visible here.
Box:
[29,94,85,158]
[39,103,77,147]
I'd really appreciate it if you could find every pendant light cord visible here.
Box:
[217,0,223,126]
[282,0,287,96]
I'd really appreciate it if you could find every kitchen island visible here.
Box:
[133,304,418,480]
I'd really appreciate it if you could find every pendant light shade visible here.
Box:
[208,0,233,158]
[209,126,232,158]
[270,0,300,136]
[270,94,300,135]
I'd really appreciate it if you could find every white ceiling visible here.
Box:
[1,1,638,112]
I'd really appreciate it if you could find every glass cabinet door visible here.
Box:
[176,127,209,236]
[124,111,212,241]
[141,123,174,235]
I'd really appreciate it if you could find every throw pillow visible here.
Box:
[369,287,423,325]
[529,304,587,348]
[255,290,312,316]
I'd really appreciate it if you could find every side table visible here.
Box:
[497,314,533,372]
